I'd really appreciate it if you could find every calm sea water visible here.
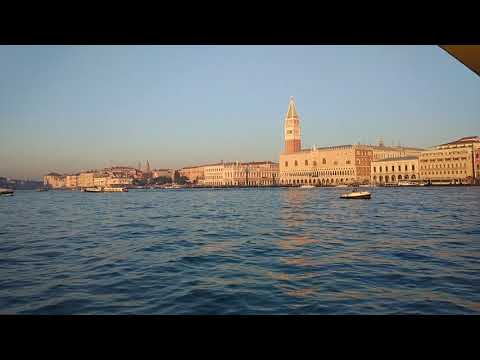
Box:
[1,187,479,314]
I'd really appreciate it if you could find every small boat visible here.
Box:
[336,184,348,188]
[163,184,184,189]
[340,187,371,199]
[37,187,49,192]
[299,184,315,189]
[104,187,128,192]
[0,188,14,196]
[84,187,103,193]
[398,181,417,186]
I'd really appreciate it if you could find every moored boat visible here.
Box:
[163,183,184,189]
[84,187,103,193]
[0,188,14,196]
[398,181,417,186]
[104,187,128,192]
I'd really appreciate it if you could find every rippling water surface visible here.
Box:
[1,187,479,314]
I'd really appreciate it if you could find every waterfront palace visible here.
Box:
[279,97,425,186]
[44,98,480,188]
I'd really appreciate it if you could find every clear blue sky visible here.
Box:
[1,45,479,180]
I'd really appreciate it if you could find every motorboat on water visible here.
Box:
[84,187,103,193]
[104,187,128,192]
[299,184,315,189]
[336,184,348,188]
[398,181,417,186]
[0,188,14,196]
[37,187,49,192]
[82,186,128,193]
[340,187,371,199]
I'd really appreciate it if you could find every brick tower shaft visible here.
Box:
[284,97,301,154]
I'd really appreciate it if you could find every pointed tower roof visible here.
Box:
[286,96,299,119]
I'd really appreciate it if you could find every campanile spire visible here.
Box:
[284,97,301,153]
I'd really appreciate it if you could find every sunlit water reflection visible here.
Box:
[1,187,479,314]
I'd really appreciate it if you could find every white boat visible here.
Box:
[336,184,348,188]
[164,184,184,189]
[104,187,128,192]
[0,188,14,196]
[84,187,103,193]
[398,181,417,186]
[340,188,371,199]
[299,184,315,189]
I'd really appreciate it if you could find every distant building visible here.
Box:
[2,178,42,190]
[278,97,424,186]
[280,144,373,185]
[202,161,279,187]
[179,165,208,183]
[65,174,79,188]
[43,172,65,188]
[283,96,302,154]
[77,172,95,188]
[45,166,139,189]
[223,161,279,186]
[371,156,419,184]
[279,98,370,185]
[93,173,108,187]
[435,136,480,150]
[151,168,173,179]
[419,136,479,184]
[371,143,424,161]
[183,161,279,186]
[107,177,133,186]
[202,163,225,186]
[104,166,142,179]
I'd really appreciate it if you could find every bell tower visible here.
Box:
[284,96,301,153]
